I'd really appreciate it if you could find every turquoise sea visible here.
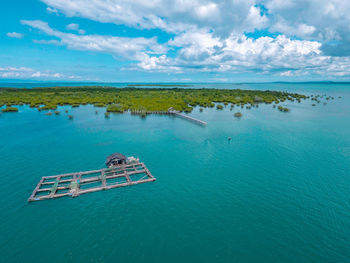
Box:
[0,83,349,262]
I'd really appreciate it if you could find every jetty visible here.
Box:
[168,108,207,126]
[130,110,171,115]
[28,158,155,202]
[130,108,207,126]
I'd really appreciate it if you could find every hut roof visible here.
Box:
[106,153,126,166]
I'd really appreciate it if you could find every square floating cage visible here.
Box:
[28,162,155,202]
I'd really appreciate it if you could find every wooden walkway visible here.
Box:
[28,162,155,202]
[130,110,171,115]
[168,110,207,126]
[130,109,207,126]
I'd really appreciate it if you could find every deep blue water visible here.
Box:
[0,83,350,262]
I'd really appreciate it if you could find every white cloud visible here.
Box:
[0,67,32,72]
[7,32,24,39]
[40,0,350,55]
[12,0,350,78]
[22,20,167,61]
[31,72,42,77]
[271,19,316,38]
[280,71,293,77]
[21,19,350,78]
[0,66,81,79]
[40,0,266,35]
[66,23,85,34]
[33,39,61,45]
[245,5,268,31]
[0,67,33,78]
[195,3,219,21]
[31,72,66,78]
[264,0,350,54]
[46,7,59,14]
[137,32,350,78]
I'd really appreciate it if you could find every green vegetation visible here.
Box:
[0,86,308,114]
[1,106,18,112]
[254,96,263,103]
[106,104,124,113]
[128,84,192,87]
[234,112,242,118]
[277,106,290,112]
[216,104,224,110]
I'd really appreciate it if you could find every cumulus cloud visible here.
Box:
[264,0,350,55]
[7,32,24,39]
[22,20,166,61]
[140,33,328,74]
[40,0,266,35]
[0,66,80,79]
[31,71,78,78]
[40,0,350,55]
[14,0,350,78]
[66,23,85,34]
[46,7,59,14]
[21,18,350,77]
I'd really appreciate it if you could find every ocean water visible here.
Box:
[0,83,349,263]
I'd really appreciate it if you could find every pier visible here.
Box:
[130,110,171,115]
[28,162,155,202]
[168,108,207,126]
[131,108,207,125]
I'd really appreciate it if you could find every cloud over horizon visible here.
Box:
[0,66,81,80]
[3,0,350,81]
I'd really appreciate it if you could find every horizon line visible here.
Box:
[1,80,350,85]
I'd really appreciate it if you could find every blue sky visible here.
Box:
[1,0,350,82]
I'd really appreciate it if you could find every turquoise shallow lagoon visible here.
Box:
[0,83,350,262]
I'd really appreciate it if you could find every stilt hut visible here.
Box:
[106,153,127,167]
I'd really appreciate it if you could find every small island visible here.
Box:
[277,106,290,112]
[234,112,243,118]
[1,106,18,112]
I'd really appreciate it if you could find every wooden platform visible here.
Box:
[28,162,155,202]
[131,109,207,126]
[130,110,171,115]
[168,109,207,126]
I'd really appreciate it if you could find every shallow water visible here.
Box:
[0,83,350,262]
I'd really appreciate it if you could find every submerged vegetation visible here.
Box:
[1,106,18,112]
[277,106,290,112]
[234,112,242,118]
[0,86,309,115]
[106,104,124,113]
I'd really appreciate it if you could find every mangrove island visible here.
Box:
[0,86,309,115]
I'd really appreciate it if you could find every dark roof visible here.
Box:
[106,153,126,166]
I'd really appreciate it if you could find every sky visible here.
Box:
[1,0,350,82]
